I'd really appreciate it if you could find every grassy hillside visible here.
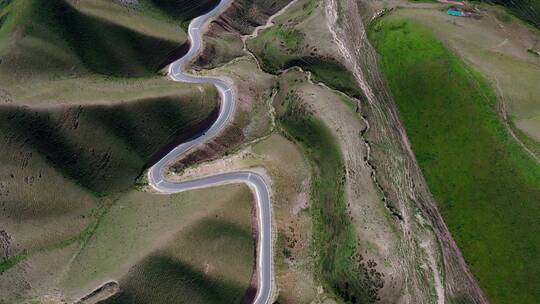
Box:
[0,1,225,301]
[70,0,184,42]
[488,0,540,28]
[0,87,217,282]
[101,218,253,304]
[278,88,382,303]
[0,89,217,195]
[0,0,219,196]
[248,25,362,98]
[190,0,295,70]
[387,7,540,157]
[369,17,540,304]
[64,186,254,304]
[247,0,363,99]
[0,0,186,77]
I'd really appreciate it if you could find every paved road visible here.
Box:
[147,1,273,304]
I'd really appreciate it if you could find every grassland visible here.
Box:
[388,6,540,154]
[246,0,363,99]
[0,0,202,96]
[0,1,232,302]
[165,129,318,303]
[243,1,387,301]
[277,87,380,303]
[0,90,217,195]
[1,0,187,77]
[369,17,540,304]
[63,186,254,303]
[0,88,218,286]
[248,26,362,98]
[0,0,231,84]
[58,0,186,43]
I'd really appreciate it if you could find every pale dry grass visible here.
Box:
[6,75,214,107]
[0,141,98,253]
[0,243,81,303]
[276,0,338,59]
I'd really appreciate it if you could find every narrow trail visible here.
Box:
[147,1,273,303]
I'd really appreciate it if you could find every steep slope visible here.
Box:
[0,1,225,302]
[323,0,490,302]
[0,90,217,195]
[489,0,540,28]
[369,16,540,304]
[99,201,254,304]
[0,0,186,78]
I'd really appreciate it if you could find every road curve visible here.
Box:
[147,1,273,304]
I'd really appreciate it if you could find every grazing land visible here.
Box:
[143,0,221,29]
[0,89,217,195]
[168,130,317,303]
[0,1,240,303]
[272,69,387,303]
[65,186,254,304]
[245,0,445,302]
[0,0,185,78]
[0,85,219,300]
[387,5,540,155]
[369,16,540,304]
[3,0,540,302]
[246,0,363,98]
[278,88,372,303]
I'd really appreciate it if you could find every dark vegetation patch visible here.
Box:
[0,254,24,274]
[369,18,540,304]
[0,0,10,28]
[278,90,383,303]
[0,0,10,9]
[287,57,362,99]
[485,0,540,28]
[0,93,217,195]
[248,25,306,71]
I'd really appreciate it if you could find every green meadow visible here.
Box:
[369,17,540,304]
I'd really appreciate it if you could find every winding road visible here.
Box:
[147,1,273,304]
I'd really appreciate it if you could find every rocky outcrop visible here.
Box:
[0,230,13,262]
